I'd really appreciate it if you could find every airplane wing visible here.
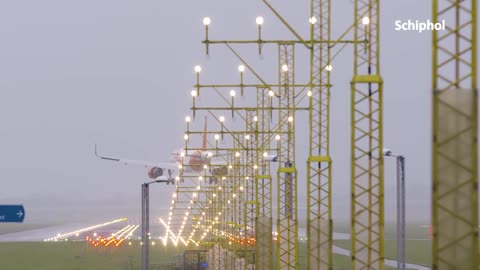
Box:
[208,154,278,165]
[209,160,228,166]
[94,144,178,169]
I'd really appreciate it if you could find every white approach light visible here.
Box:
[207,152,213,157]
[309,16,317,24]
[191,90,198,97]
[235,152,241,157]
[275,134,281,141]
[194,65,202,73]
[245,134,250,140]
[203,17,211,26]
[288,116,293,122]
[307,90,313,97]
[214,134,220,140]
[282,64,289,72]
[238,65,245,72]
[268,90,275,97]
[184,134,189,140]
[325,65,333,71]
[362,16,370,25]
[253,116,258,122]
[256,16,264,25]
[230,89,236,97]
[219,116,225,122]
[185,116,191,123]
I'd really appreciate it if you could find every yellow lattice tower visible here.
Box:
[182,88,276,268]
[432,0,478,268]
[307,0,332,268]
[350,0,384,269]
[243,110,258,269]
[255,87,273,270]
[177,110,264,269]
[276,43,298,270]
[173,1,361,269]
[166,114,238,252]
[232,137,247,269]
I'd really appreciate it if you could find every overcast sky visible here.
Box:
[1,0,474,225]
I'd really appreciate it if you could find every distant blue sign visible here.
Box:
[0,205,25,223]
[200,261,208,269]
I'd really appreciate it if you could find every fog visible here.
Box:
[0,0,455,226]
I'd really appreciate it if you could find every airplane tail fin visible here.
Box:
[202,116,207,150]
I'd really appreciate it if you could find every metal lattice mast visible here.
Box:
[182,87,280,268]
[244,110,258,269]
[276,43,298,270]
[432,0,479,269]
[307,0,332,268]
[166,2,358,268]
[233,137,247,269]
[350,0,384,269]
[210,175,227,270]
[255,88,273,270]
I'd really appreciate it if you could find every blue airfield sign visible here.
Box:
[0,205,25,223]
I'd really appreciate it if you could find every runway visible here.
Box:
[0,224,431,270]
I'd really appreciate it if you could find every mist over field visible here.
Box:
[0,0,442,230]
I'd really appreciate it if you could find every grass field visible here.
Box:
[333,222,431,267]
[333,239,431,267]
[0,240,421,270]
[0,221,431,269]
[0,241,185,270]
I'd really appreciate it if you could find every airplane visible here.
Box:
[95,117,278,185]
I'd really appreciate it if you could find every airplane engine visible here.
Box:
[263,154,278,162]
[208,177,218,185]
[211,166,228,177]
[147,167,163,179]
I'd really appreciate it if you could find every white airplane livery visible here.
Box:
[95,117,279,184]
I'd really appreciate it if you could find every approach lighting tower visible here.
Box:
[432,0,479,269]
